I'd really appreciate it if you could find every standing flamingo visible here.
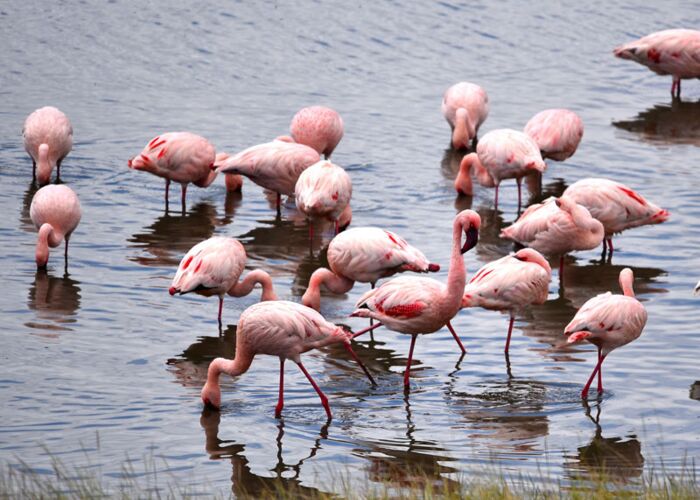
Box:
[295,160,352,237]
[30,184,82,269]
[500,196,604,282]
[350,210,481,388]
[302,227,440,311]
[524,109,584,162]
[442,82,489,150]
[563,178,669,256]
[200,300,375,418]
[613,29,700,98]
[169,236,277,330]
[454,152,497,196]
[462,248,552,354]
[128,132,220,213]
[565,268,647,398]
[23,106,73,185]
[290,106,344,159]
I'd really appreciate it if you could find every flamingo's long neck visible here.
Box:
[36,223,63,267]
[228,269,278,301]
[452,108,473,149]
[36,144,52,184]
[205,355,253,396]
[445,221,467,305]
[620,271,636,297]
[302,268,354,311]
[455,154,474,196]
[194,169,218,188]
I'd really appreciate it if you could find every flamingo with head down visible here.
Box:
[295,160,352,238]
[524,109,584,162]
[289,106,344,159]
[441,82,489,150]
[30,184,82,270]
[23,106,73,185]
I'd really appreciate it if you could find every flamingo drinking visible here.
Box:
[30,184,82,269]
[23,106,73,185]
[441,82,489,150]
[295,160,352,237]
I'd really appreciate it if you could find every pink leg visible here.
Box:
[334,220,339,235]
[607,238,614,256]
[343,343,376,385]
[504,315,514,354]
[516,178,522,212]
[275,358,285,418]
[597,347,603,393]
[165,179,170,211]
[446,321,466,354]
[494,184,499,210]
[180,184,188,214]
[217,296,224,330]
[581,353,605,399]
[404,334,418,389]
[352,322,383,339]
[276,192,282,209]
[296,361,331,419]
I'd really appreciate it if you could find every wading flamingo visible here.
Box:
[290,106,344,159]
[23,106,73,185]
[169,236,277,330]
[350,210,481,389]
[295,160,352,238]
[30,185,81,269]
[454,152,497,196]
[613,29,700,98]
[565,268,647,398]
[442,82,489,150]
[524,109,584,162]
[462,248,552,354]
[302,227,440,311]
[200,300,375,418]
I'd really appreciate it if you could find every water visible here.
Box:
[1,0,699,495]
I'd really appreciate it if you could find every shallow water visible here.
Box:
[1,0,699,495]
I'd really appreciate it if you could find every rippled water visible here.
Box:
[2,0,699,495]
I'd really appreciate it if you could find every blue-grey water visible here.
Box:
[1,0,699,495]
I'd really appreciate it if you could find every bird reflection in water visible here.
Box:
[26,269,81,333]
[689,381,700,402]
[20,182,40,233]
[167,325,237,388]
[612,100,700,146]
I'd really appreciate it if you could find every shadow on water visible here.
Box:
[25,269,81,333]
[19,181,40,233]
[690,381,700,402]
[167,325,237,388]
[612,99,700,146]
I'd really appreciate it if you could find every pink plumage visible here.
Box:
[524,109,584,161]
[200,300,374,418]
[295,160,352,236]
[565,268,647,398]
[454,152,497,196]
[23,106,73,185]
[30,184,82,269]
[290,106,344,159]
[442,82,489,150]
[614,29,700,98]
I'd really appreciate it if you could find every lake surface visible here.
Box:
[1,0,699,495]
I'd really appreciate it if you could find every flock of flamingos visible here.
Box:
[21,29,699,420]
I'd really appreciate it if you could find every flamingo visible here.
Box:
[200,300,375,418]
[462,248,552,354]
[500,196,604,282]
[169,236,277,330]
[454,152,497,196]
[613,29,700,98]
[441,82,489,150]
[23,106,73,185]
[563,178,669,256]
[30,184,82,269]
[350,210,481,388]
[295,160,352,237]
[565,268,647,398]
[290,106,344,159]
[128,132,220,213]
[302,227,440,311]
[524,109,584,162]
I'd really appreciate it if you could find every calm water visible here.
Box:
[1,0,699,495]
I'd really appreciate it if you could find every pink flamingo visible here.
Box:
[30,184,82,269]
[565,268,647,398]
[200,300,375,418]
[169,236,277,329]
[23,106,73,185]
[442,82,489,150]
[350,210,481,388]
[524,109,584,161]
[613,29,700,98]
[290,106,344,159]
[462,248,552,354]
[295,160,352,237]
[216,140,320,212]
[454,152,497,196]
[500,196,604,281]
[128,132,220,213]
[302,227,440,311]
[563,178,669,256]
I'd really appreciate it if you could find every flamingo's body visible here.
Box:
[442,82,489,150]
[613,29,700,98]
[302,227,440,311]
[563,178,669,254]
[30,185,82,269]
[454,152,497,196]
[128,132,218,212]
[462,248,552,353]
[23,106,73,185]
[295,160,352,235]
[290,106,344,159]
[200,300,374,418]
[565,268,647,398]
[351,210,481,388]
[169,236,277,328]
[524,109,584,161]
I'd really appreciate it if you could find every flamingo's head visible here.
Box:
[127,154,150,171]
[566,330,592,344]
[201,381,221,409]
[514,248,552,274]
[456,209,481,254]
[613,44,636,60]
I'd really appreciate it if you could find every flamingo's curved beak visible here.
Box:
[168,286,177,296]
[461,225,479,254]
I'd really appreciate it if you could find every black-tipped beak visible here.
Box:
[461,226,479,254]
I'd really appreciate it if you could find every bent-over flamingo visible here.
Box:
[295,160,352,237]
[524,109,584,162]
[290,106,344,159]
[454,152,497,196]
[30,184,81,269]
[442,82,489,150]
[23,106,73,185]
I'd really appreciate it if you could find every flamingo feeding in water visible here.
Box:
[350,210,481,389]
[454,152,497,196]
[302,227,440,311]
[290,106,344,159]
[23,106,73,185]
[200,300,375,419]
[524,109,584,162]
[441,82,489,150]
[295,160,352,238]
[30,184,82,269]
[565,268,647,398]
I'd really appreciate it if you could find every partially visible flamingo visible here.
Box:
[290,106,344,159]
[613,29,700,98]
[200,300,375,418]
[295,160,352,237]
[462,248,552,354]
[563,178,669,256]
[454,152,497,196]
[351,210,481,389]
[302,227,440,311]
[442,82,489,150]
[565,268,647,398]
[30,184,82,269]
[23,106,73,185]
[169,236,277,330]
[524,109,584,161]
[695,281,700,296]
